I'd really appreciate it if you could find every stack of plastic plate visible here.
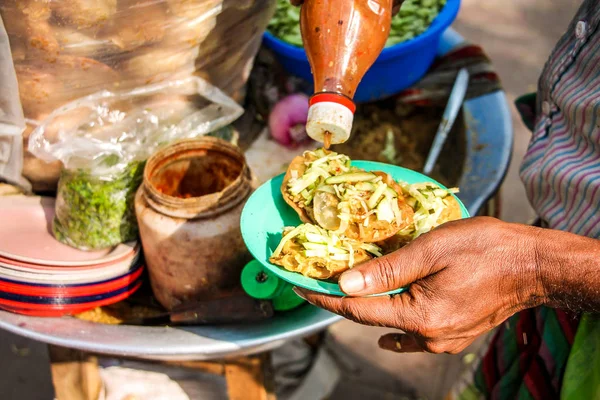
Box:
[0,196,144,317]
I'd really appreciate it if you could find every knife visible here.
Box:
[423,68,470,176]
[122,294,274,326]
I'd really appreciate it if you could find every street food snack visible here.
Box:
[379,182,463,253]
[282,149,414,243]
[401,182,462,236]
[269,224,382,280]
[273,150,465,282]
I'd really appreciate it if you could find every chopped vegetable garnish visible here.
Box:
[367,183,388,209]
[271,223,382,269]
[277,150,463,282]
[284,149,414,242]
[397,181,461,239]
[325,172,377,185]
[53,161,144,250]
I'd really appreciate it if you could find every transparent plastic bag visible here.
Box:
[29,76,244,250]
[0,0,275,191]
[53,161,145,250]
[0,15,30,190]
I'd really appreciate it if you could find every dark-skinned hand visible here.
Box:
[293,217,549,354]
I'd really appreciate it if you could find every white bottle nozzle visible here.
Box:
[306,101,354,145]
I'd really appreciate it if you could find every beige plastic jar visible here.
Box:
[135,137,253,310]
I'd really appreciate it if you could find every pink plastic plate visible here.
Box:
[0,253,141,284]
[0,197,137,266]
[0,250,138,273]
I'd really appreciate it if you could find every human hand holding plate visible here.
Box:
[240,150,470,297]
[293,217,545,354]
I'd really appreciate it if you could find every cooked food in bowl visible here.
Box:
[272,149,465,282]
[282,149,414,243]
[269,223,382,280]
[379,181,462,253]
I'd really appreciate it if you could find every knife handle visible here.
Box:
[169,296,274,325]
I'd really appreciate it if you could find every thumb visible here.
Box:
[339,237,441,296]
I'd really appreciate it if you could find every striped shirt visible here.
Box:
[520,0,600,238]
[451,2,600,399]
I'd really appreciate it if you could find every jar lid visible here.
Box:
[143,137,252,219]
[241,260,282,300]
[240,260,305,311]
[272,286,306,311]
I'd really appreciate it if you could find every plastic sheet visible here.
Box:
[0,17,29,190]
[27,76,243,250]
[0,0,275,191]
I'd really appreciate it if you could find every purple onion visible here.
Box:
[269,94,311,148]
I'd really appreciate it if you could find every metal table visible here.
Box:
[0,28,512,362]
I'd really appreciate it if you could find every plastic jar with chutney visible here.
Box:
[135,137,253,310]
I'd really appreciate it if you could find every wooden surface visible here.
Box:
[49,345,278,400]
[48,346,102,400]
[225,354,276,400]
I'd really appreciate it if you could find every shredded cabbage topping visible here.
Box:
[398,182,460,239]
[287,149,350,201]
[272,223,382,268]
[277,149,462,275]
[287,149,405,227]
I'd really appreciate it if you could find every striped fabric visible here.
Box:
[520,0,600,238]
[449,1,600,399]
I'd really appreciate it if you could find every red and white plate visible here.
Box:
[0,196,143,317]
[0,252,141,284]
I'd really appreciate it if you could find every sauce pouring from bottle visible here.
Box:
[301,0,393,146]
[323,131,332,149]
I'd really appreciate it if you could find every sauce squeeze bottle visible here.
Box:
[301,0,393,146]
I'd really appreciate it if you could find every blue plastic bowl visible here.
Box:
[263,0,461,103]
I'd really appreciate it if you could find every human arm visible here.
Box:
[293,217,600,354]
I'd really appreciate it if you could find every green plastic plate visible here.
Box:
[240,161,470,297]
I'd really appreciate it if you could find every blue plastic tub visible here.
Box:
[263,0,461,103]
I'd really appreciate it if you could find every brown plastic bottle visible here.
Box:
[301,0,392,145]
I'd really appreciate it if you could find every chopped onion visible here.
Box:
[325,245,345,255]
[302,242,328,251]
[272,226,303,257]
[360,199,370,214]
[338,213,351,222]
[317,185,336,194]
[360,243,383,257]
[305,249,328,258]
[346,242,355,267]
[368,183,388,209]
[391,199,403,224]
[334,218,349,235]
[305,232,327,243]
[269,94,310,148]
[376,198,395,222]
